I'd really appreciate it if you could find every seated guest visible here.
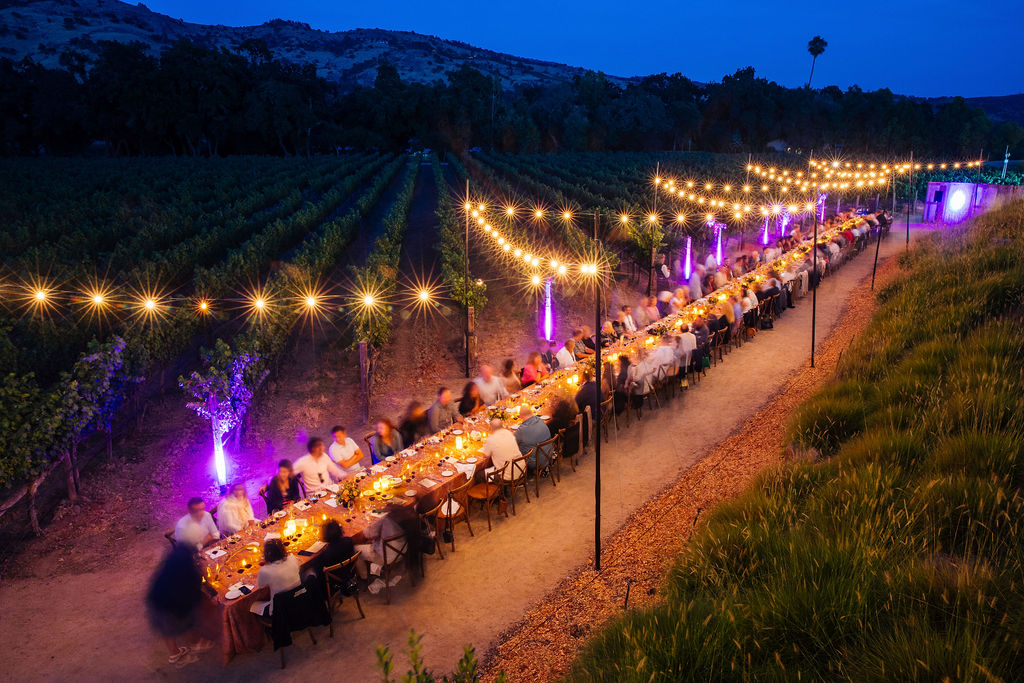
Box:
[254,538,301,616]
[514,405,551,469]
[677,325,697,368]
[600,321,617,347]
[572,328,594,358]
[369,419,403,461]
[329,425,365,475]
[692,316,710,347]
[294,437,343,493]
[398,402,430,447]
[218,483,256,535]
[500,359,522,394]
[174,497,220,550]
[308,519,356,585]
[621,305,638,332]
[657,290,673,317]
[458,381,485,416]
[650,335,677,373]
[614,356,632,414]
[555,338,577,368]
[482,418,524,480]
[520,351,548,387]
[579,326,598,355]
[574,368,603,440]
[539,339,559,371]
[474,364,509,405]
[611,312,628,337]
[266,460,302,513]
[669,288,689,314]
[427,387,462,433]
[642,296,661,324]
[353,503,416,595]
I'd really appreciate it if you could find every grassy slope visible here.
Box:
[566,201,1024,682]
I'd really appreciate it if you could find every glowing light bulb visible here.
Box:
[531,275,541,286]
[363,295,375,307]
[254,298,265,310]
[305,296,316,308]
[620,214,629,223]
[34,290,46,301]
[535,209,543,218]
[92,294,104,305]
[144,298,156,310]
[418,289,430,301]
[562,211,572,220]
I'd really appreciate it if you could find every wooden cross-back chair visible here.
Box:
[325,551,365,638]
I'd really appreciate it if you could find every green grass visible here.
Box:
[565,200,1024,682]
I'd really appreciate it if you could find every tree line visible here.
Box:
[1,38,1022,158]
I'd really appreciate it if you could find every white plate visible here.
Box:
[451,429,463,435]
[273,510,286,519]
[466,457,478,464]
[385,455,396,462]
[404,489,417,497]
[540,414,551,420]
[441,470,454,477]
[225,589,243,600]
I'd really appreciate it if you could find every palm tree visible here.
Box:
[806,35,828,88]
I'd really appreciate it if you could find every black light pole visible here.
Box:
[593,211,603,572]
[811,191,819,368]
[905,151,914,251]
[464,179,471,378]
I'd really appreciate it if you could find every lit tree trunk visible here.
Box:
[807,56,817,88]
[28,477,43,536]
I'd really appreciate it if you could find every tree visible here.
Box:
[179,340,267,488]
[807,36,828,89]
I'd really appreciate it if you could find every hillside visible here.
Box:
[0,0,636,90]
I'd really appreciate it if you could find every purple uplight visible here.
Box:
[779,212,791,238]
[761,217,770,245]
[715,225,723,265]
[683,236,692,279]
[543,278,554,341]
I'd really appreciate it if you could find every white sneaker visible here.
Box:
[388,574,403,587]
[367,579,385,595]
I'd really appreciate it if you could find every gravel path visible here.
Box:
[0,227,928,682]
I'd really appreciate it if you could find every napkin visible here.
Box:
[324,483,340,493]
[205,547,227,559]
[264,532,281,541]
[370,464,386,474]
[323,497,338,508]
[294,501,312,511]
[419,478,439,489]
[299,541,326,556]
[454,462,476,480]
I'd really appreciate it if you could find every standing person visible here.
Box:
[427,387,462,433]
[293,437,342,494]
[474,364,509,405]
[398,402,430,447]
[218,483,256,535]
[328,426,365,475]
[266,460,302,513]
[174,497,220,550]
[146,544,214,666]
[369,419,403,461]
[500,359,522,394]
[458,382,485,416]
[555,339,576,369]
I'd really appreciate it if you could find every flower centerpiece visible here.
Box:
[488,406,512,422]
[336,480,361,508]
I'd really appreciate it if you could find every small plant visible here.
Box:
[377,630,506,683]
[336,479,361,507]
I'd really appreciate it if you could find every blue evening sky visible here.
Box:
[144,0,1022,97]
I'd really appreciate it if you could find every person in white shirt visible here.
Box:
[705,252,718,271]
[650,335,677,373]
[174,497,219,550]
[621,306,638,333]
[328,425,364,475]
[482,418,525,481]
[254,539,301,616]
[292,437,342,494]
[555,338,576,369]
[474,364,508,406]
[218,484,256,535]
[677,327,697,367]
[669,288,688,314]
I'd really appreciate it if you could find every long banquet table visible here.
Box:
[198,217,857,663]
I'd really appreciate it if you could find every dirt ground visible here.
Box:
[0,222,928,682]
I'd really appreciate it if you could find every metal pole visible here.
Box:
[593,211,602,572]
[905,151,913,251]
[870,217,883,290]
[811,192,819,368]
[464,178,471,377]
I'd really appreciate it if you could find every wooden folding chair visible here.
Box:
[325,552,365,638]
[557,415,582,474]
[437,475,475,552]
[380,532,415,605]
[468,467,503,531]
[529,435,560,496]
[418,499,446,561]
[494,456,530,515]
[600,395,615,442]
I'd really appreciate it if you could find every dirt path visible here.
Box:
[0,226,931,682]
